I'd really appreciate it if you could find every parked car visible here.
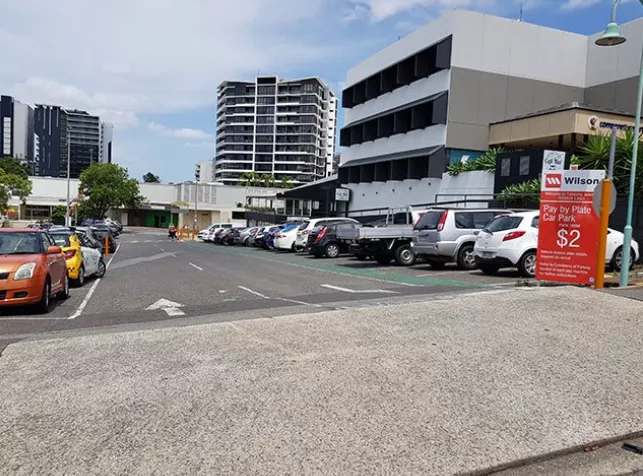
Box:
[49,230,106,286]
[0,229,69,313]
[252,227,271,247]
[72,226,105,254]
[296,217,359,251]
[412,208,512,270]
[214,229,233,244]
[222,228,244,246]
[308,222,360,258]
[473,210,640,277]
[90,226,118,253]
[273,224,302,252]
[235,227,257,246]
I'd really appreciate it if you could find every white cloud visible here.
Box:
[148,123,213,140]
[346,0,500,21]
[0,0,340,123]
[561,0,603,9]
[183,141,214,149]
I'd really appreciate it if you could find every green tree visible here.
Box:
[51,205,67,225]
[0,166,32,213]
[260,174,275,188]
[0,157,30,180]
[239,171,261,187]
[142,172,160,183]
[79,163,143,219]
[277,177,294,189]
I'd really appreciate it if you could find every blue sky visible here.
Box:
[0,0,641,182]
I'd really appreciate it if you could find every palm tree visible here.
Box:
[260,174,275,188]
[278,177,294,189]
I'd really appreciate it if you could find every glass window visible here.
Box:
[0,232,43,254]
[472,212,495,229]
[531,216,540,228]
[454,212,474,229]
[519,156,530,175]
[415,211,445,230]
[484,215,523,232]
[49,233,72,247]
[500,157,511,177]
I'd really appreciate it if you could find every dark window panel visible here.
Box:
[375,162,391,182]
[340,128,352,147]
[360,164,375,183]
[431,93,448,124]
[378,115,394,137]
[363,119,378,142]
[380,67,396,95]
[391,159,408,181]
[428,147,447,178]
[436,36,453,70]
[365,76,380,101]
[348,166,360,183]
[396,57,415,87]
[351,125,363,144]
[393,108,412,135]
[408,155,428,180]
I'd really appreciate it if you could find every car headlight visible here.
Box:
[14,262,36,281]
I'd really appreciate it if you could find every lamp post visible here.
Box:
[596,0,643,286]
[65,125,73,226]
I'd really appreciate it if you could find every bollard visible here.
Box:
[179,227,184,241]
[104,236,109,257]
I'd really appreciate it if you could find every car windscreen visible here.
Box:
[0,233,42,254]
[414,211,445,230]
[49,233,72,247]
[484,215,524,232]
[298,221,310,231]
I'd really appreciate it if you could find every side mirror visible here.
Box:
[47,246,62,255]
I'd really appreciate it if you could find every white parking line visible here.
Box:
[189,262,204,271]
[68,243,121,320]
[238,286,269,299]
[320,284,399,294]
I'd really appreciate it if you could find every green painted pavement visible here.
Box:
[184,242,488,288]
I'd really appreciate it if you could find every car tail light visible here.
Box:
[277,234,286,239]
[503,231,526,242]
[64,249,76,260]
[437,211,448,232]
[315,227,327,243]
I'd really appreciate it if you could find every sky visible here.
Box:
[1,0,642,183]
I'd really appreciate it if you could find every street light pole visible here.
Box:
[65,125,73,226]
[596,0,643,286]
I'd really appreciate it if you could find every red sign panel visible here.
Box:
[536,170,605,285]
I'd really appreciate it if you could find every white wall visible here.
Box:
[341,125,446,164]
[139,183,177,204]
[435,171,494,205]
[585,17,643,88]
[12,102,31,160]
[346,178,442,212]
[451,11,587,87]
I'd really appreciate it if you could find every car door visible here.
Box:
[78,234,99,275]
[42,233,64,291]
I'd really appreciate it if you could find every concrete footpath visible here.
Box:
[2,287,643,475]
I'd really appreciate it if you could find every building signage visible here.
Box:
[542,150,565,171]
[536,170,605,285]
[335,188,350,202]
[587,115,642,133]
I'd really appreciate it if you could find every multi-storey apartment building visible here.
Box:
[215,76,337,186]
[1,95,35,169]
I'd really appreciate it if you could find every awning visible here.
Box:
[339,145,444,169]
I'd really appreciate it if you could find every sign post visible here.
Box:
[537,170,605,285]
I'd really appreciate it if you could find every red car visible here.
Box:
[0,229,69,313]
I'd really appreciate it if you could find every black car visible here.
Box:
[90,226,117,253]
[222,228,244,246]
[308,222,358,258]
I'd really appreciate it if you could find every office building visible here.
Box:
[34,105,100,178]
[1,95,35,168]
[195,160,214,183]
[215,76,337,185]
[338,10,643,211]
[99,122,114,163]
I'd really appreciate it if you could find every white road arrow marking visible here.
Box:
[146,298,185,316]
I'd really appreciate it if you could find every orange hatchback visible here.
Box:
[0,229,69,313]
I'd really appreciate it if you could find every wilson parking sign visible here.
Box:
[536,170,605,285]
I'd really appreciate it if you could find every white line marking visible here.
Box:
[189,262,204,271]
[489,282,518,287]
[165,307,185,316]
[0,317,69,320]
[68,243,121,320]
[238,286,269,299]
[159,248,165,251]
[145,298,185,316]
[275,297,322,308]
[218,290,227,293]
[131,240,139,243]
[320,284,399,294]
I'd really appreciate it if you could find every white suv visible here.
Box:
[474,210,639,278]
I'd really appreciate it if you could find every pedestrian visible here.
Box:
[168,223,177,241]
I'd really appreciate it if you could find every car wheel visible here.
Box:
[57,274,70,300]
[95,259,106,278]
[325,243,340,259]
[394,244,416,266]
[74,266,85,287]
[375,254,392,265]
[427,260,446,270]
[612,246,635,271]
[519,251,537,278]
[456,245,477,270]
[479,264,500,275]
[36,279,51,314]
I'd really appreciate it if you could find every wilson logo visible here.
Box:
[545,174,562,188]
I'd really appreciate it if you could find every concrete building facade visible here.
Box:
[338,10,643,212]
[0,95,35,168]
[215,76,337,185]
[195,160,214,183]
[99,122,114,163]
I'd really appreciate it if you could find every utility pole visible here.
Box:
[194,180,198,232]
[65,125,73,226]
